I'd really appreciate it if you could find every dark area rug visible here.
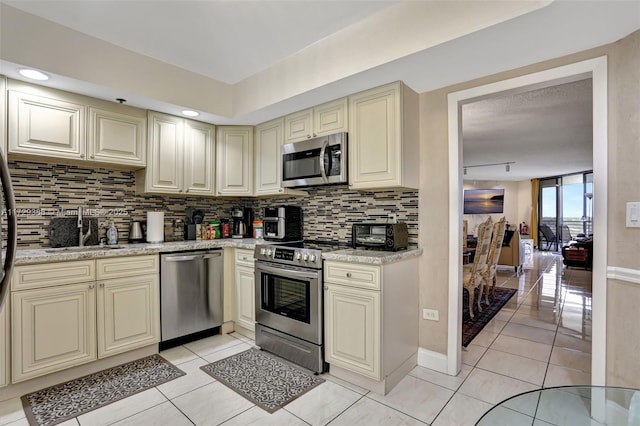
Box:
[463,287,516,347]
[201,348,324,413]
[22,354,185,426]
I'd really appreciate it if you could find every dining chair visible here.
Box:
[463,217,493,319]
[482,216,507,305]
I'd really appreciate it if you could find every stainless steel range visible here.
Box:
[254,240,348,373]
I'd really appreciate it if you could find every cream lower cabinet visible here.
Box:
[234,249,255,331]
[12,282,97,383]
[1,300,9,387]
[11,255,159,383]
[96,255,160,358]
[348,82,419,190]
[324,258,418,395]
[325,283,380,379]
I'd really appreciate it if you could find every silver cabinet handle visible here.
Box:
[324,286,328,290]
[307,134,311,139]
[313,133,317,137]
[99,283,104,288]
[346,272,352,278]
[178,189,183,193]
[89,284,95,289]
[278,188,283,193]
[80,154,85,159]
[185,189,189,193]
[89,155,95,159]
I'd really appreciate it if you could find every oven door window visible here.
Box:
[261,274,310,324]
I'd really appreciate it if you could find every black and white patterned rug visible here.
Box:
[22,354,185,426]
[200,348,324,413]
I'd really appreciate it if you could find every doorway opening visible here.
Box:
[447,57,608,386]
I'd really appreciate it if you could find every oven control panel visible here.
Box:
[255,245,322,269]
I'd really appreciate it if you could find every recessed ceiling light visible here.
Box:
[19,69,49,81]
[181,110,199,117]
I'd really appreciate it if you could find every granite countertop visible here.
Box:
[322,248,423,265]
[14,239,258,265]
[13,241,422,266]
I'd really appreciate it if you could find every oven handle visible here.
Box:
[256,263,321,280]
[319,139,329,183]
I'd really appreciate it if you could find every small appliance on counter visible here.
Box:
[128,221,145,243]
[231,207,253,239]
[352,222,409,251]
[263,205,302,241]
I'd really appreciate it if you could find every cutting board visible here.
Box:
[48,217,99,248]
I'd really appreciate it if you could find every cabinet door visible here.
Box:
[284,108,313,142]
[145,112,184,194]
[8,91,86,160]
[216,127,253,196]
[325,284,380,380]
[11,283,97,383]
[0,301,8,388]
[184,120,215,195]
[88,107,146,167]
[255,118,286,195]
[235,265,255,331]
[314,98,348,136]
[348,84,401,188]
[97,274,160,358]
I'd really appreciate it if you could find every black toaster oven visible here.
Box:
[351,223,409,251]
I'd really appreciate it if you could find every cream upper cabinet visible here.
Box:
[255,118,284,195]
[1,75,7,157]
[348,82,419,190]
[139,111,215,196]
[12,282,97,383]
[6,80,149,167]
[284,97,348,143]
[234,249,255,331]
[88,107,146,167]
[8,90,86,160]
[184,119,216,195]
[216,126,253,196]
[0,301,9,388]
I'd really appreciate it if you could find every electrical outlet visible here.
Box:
[423,309,439,321]
[388,213,397,223]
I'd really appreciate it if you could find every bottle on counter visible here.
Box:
[107,220,118,245]
[221,219,230,238]
[212,221,221,239]
[253,220,263,240]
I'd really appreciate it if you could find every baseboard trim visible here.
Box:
[607,266,640,285]
[417,347,450,375]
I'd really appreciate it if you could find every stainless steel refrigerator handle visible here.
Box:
[319,139,329,183]
[0,150,17,311]
[163,255,200,262]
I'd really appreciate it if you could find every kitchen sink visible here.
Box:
[44,245,124,253]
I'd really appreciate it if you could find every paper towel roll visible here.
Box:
[146,212,165,243]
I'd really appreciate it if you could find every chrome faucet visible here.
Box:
[78,206,92,247]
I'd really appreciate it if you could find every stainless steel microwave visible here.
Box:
[281,132,347,188]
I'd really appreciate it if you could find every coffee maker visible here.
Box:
[231,207,253,239]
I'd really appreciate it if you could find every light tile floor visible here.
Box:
[0,251,592,426]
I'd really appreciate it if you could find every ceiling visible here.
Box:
[1,1,639,181]
[462,78,593,181]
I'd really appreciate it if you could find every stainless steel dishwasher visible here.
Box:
[160,249,223,344]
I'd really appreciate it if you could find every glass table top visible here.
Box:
[476,386,640,426]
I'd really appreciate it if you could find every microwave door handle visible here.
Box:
[319,139,329,183]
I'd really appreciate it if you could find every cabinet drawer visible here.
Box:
[235,249,255,267]
[97,255,159,280]
[324,261,380,290]
[12,260,95,291]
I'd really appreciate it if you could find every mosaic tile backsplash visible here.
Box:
[6,160,418,249]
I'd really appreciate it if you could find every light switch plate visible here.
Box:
[627,202,640,228]
[423,309,439,321]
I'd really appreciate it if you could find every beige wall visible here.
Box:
[419,30,640,387]
[605,30,640,387]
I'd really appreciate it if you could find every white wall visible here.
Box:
[463,180,532,235]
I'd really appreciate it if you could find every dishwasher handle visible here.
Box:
[202,252,222,259]
[163,255,200,262]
